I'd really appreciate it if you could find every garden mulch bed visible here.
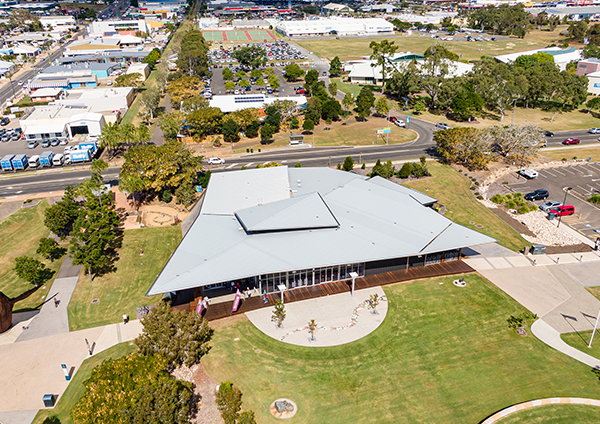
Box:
[489,207,535,238]
[545,243,593,254]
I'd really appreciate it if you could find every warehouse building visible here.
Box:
[275,17,394,37]
[147,166,493,302]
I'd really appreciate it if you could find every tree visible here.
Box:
[419,46,456,108]
[342,92,355,118]
[434,127,493,170]
[1,256,53,333]
[181,95,208,113]
[142,47,161,70]
[225,80,235,93]
[424,45,458,61]
[236,70,247,79]
[222,119,240,143]
[308,319,318,341]
[250,69,263,79]
[222,68,234,80]
[174,182,196,206]
[115,73,143,88]
[284,63,304,81]
[187,107,223,139]
[586,97,600,113]
[583,44,600,59]
[232,46,266,68]
[268,74,280,91]
[136,301,214,369]
[488,124,544,163]
[328,81,338,98]
[167,76,204,107]
[371,159,395,178]
[177,30,210,77]
[369,39,398,93]
[321,99,342,121]
[368,293,381,314]
[329,56,342,76]
[44,186,80,239]
[514,52,554,69]
[451,91,484,122]
[468,4,533,37]
[305,69,319,86]
[568,20,588,42]
[140,87,161,121]
[302,118,314,133]
[342,156,354,171]
[216,381,256,424]
[356,87,375,120]
[387,60,421,101]
[265,105,281,130]
[155,69,168,94]
[230,108,261,132]
[305,97,322,125]
[260,123,275,142]
[246,120,260,138]
[158,111,184,141]
[37,238,64,262]
[71,353,193,424]
[97,122,122,158]
[271,299,286,328]
[119,141,203,198]
[375,97,390,116]
[398,162,412,178]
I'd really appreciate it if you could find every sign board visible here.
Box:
[10,107,19,113]
[289,134,304,145]
[231,289,241,313]
[376,128,391,134]
[61,363,70,381]
[595,83,600,88]
[376,129,385,134]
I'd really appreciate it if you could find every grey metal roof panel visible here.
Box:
[201,166,291,215]
[288,167,366,196]
[367,175,437,205]
[235,192,338,232]
[147,168,495,296]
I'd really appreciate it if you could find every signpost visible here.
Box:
[376,128,391,145]
[277,284,286,302]
[349,272,358,297]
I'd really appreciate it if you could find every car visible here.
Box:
[14,127,21,135]
[524,189,549,201]
[389,116,398,122]
[41,140,51,148]
[518,168,539,179]
[563,137,580,145]
[28,140,39,149]
[207,157,225,165]
[435,122,451,130]
[542,130,554,137]
[394,120,406,128]
[539,201,563,212]
[59,139,68,146]
[0,117,9,126]
[50,138,59,147]
[234,90,239,95]
[322,71,327,76]
[295,88,307,94]
[0,135,8,142]
[549,205,575,216]
[590,128,600,134]
[11,133,19,141]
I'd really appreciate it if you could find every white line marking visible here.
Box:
[562,167,576,175]
[552,168,566,176]
[246,162,254,167]
[226,163,238,169]
[577,185,590,195]
[281,160,287,163]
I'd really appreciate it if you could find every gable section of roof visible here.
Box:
[235,192,339,233]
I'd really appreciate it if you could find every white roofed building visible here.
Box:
[146,166,494,305]
[494,47,582,72]
[209,95,307,113]
[275,17,394,37]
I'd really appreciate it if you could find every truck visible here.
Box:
[11,154,28,170]
[79,141,97,156]
[69,149,92,163]
[40,151,54,167]
[1,154,14,171]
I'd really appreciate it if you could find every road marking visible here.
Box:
[281,160,287,163]
[583,175,593,177]
[552,168,566,176]
[246,162,254,167]
[544,169,559,177]
[577,185,590,195]
[225,163,238,169]
[571,166,586,174]
[16,190,22,194]
[263,161,270,165]
[562,167,575,175]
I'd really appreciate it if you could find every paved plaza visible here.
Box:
[246,286,387,347]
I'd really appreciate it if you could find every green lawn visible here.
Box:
[294,28,566,61]
[498,404,600,423]
[561,330,600,360]
[403,162,528,251]
[203,273,600,423]
[0,200,63,313]
[541,146,600,163]
[67,227,181,331]
[331,77,379,96]
[32,341,137,424]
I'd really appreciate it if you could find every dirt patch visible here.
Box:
[489,207,535,238]
[209,313,249,331]
[545,243,593,254]
[173,363,224,424]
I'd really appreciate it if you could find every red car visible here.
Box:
[550,205,575,216]
[563,138,580,145]
[389,116,398,122]
[295,88,307,94]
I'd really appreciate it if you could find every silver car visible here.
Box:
[539,201,563,212]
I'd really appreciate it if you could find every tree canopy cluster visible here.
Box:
[467,4,534,38]
[176,30,210,77]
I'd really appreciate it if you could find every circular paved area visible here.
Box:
[482,397,600,423]
[245,286,387,347]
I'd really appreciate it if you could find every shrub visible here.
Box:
[589,194,600,204]
[504,193,513,200]
[337,163,342,170]
[216,381,256,424]
[502,181,509,185]
[476,195,483,200]
[474,181,480,186]
[490,194,505,204]
[398,162,412,178]
[241,166,247,170]
[361,163,366,170]
[573,156,577,160]
[294,162,302,168]
[506,200,517,209]
[175,183,196,206]
[474,192,480,196]
[470,186,475,190]
[159,190,172,203]
[529,204,539,212]
[342,156,354,171]
[513,192,523,199]
[562,157,567,161]
[517,205,530,214]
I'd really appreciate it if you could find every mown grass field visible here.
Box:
[0,200,63,313]
[203,274,600,423]
[67,226,181,331]
[32,342,138,424]
[541,146,600,162]
[403,162,528,251]
[561,329,600,360]
[293,28,566,61]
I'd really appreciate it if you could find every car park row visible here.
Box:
[1,140,98,172]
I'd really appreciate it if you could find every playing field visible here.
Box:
[202,29,276,42]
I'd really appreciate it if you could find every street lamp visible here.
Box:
[557,187,572,229]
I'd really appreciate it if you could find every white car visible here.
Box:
[518,169,539,179]
[394,120,406,128]
[590,128,600,134]
[539,201,563,212]
[207,157,225,165]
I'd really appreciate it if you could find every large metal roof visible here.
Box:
[147,167,494,296]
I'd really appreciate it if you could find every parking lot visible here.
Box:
[508,162,600,241]
[210,65,297,97]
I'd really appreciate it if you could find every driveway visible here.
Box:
[506,162,600,241]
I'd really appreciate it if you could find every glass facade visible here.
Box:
[258,263,365,294]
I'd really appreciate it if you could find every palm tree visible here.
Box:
[98,122,121,159]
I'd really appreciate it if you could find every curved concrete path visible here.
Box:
[246,286,387,347]
[531,319,600,369]
[481,397,600,423]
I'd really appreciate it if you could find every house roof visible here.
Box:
[146,167,494,296]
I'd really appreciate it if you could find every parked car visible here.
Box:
[295,88,307,94]
[549,205,575,216]
[59,139,68,146]
[563,138,580,145]
[542,130,554,137]
[539,201,563,212]
[50,139,60,147]
[0,117,9,126]
[207,157,225,165]
[435,122,451,130]
[524,189,549,201]
[389,116,398,122]
[518,169,539,179]
[590,128,600,134]
[41,140,51,148]
[28,140,39,149]
[394,120,406,128]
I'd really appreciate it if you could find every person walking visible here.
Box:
[122,313,129,324]
[263,290,268,304]
[54,298,59,308]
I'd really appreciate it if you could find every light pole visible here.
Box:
[589,308,600,348]
[557,187,572,229]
